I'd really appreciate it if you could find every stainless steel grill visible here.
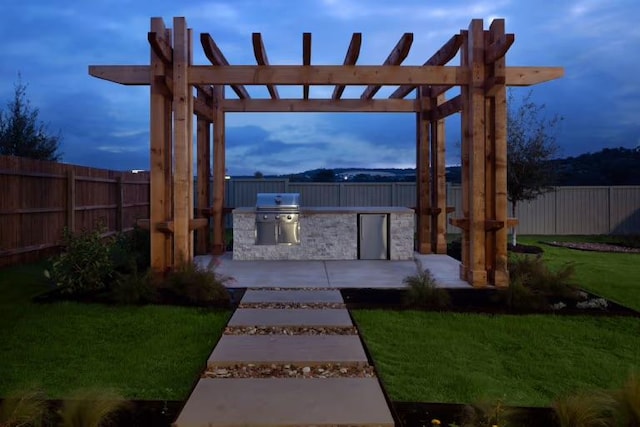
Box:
[255,193,300,245]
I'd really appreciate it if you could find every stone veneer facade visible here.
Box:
[233,207,414,261]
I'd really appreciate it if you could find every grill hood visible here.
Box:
[256,193,300,211]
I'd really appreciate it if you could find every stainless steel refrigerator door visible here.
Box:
[359,214,388,260]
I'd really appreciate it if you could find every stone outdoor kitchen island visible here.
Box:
[233,207,415,261]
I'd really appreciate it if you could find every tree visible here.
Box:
[253,171,264,179]
[0,77,61,161]
[311,168,335,182]
[507,90,562,246]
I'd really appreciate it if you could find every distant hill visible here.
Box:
[262,147,640,186]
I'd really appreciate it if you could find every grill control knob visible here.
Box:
[287,215,292,220]
[275,215,280,219]
[263,215,268,219]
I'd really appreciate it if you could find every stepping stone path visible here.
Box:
[174,289,395,426]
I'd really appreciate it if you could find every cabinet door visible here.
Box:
[256,221,277,245]
[278,221,300,244]
[359,214,388,259]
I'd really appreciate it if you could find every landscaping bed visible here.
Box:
[341,287,640,316]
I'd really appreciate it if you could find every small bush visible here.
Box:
[402,268,450,309]
[59,389,129,427]
[161,261,231,307]
[110,268,157,305]
[456,398,520,427]
[45,227,114,295]
[0,388,50,427]
[611,371,640,427]
[552,391,615,427]
[508,254,577,297]
[110,226,150,274]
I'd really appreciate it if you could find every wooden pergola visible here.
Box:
[89,17,562,287]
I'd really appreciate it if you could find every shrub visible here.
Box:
[402,267,450,309]
[110,226,150,274]
[45,227,114,295]
[0,388,49,427]
[455,398,519,427]
[58,389,129,427]
[508,254,577,298]
[611,371,640,427]
[552,391,615,427]
[161,261,231,307]
[110,268,157,305]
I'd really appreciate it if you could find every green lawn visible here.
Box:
[518,235,640,311]
[356,234,640,406]
[353,310,640,407]
[0,263,230,400]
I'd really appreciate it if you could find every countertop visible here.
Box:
[233,206,414,214]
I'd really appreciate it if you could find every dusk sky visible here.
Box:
[1,0,638,176]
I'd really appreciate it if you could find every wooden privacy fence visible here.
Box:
[3,162,639,268]
[0,156,149,267]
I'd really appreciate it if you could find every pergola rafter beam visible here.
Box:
[332,33,362,100]
[148,31,173,64]
[200,33,250,99]
[252,33,280,99]
[361,33,413,99]
[89,64,563,87]
[303,32,311,99]
[390,34,463,99]
[485,33,515,64]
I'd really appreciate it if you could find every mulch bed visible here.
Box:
[341,287,640,317]
[393,401,556,427]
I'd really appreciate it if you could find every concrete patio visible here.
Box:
[195,252,471,289]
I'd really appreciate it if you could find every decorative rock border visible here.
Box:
[203,363,376,379]
[546,241,640,253]
[239,302,346,309]
[224,326,358,335]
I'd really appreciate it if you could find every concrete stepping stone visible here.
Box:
[208,335,368,367]
[241,289,344,304]
[174,377,394,427]
[228,308,353,327]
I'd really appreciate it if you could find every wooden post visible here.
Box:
[430,92,448,254]
[66,169,76,233]
[488,20,509,287]
[150,17,171,273]
[163,26,173,269]
[416,86,431,253]
[458,30,470,282]
[187,28,195,261]
[212,85,226,255]
[466,19,488,287]
[115,176,124,232]
[172,17,192,266]
[196,89,212,254]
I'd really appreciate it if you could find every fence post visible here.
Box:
[116,176,124,232]
[66,170,76,232]
[608,186,612,233]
